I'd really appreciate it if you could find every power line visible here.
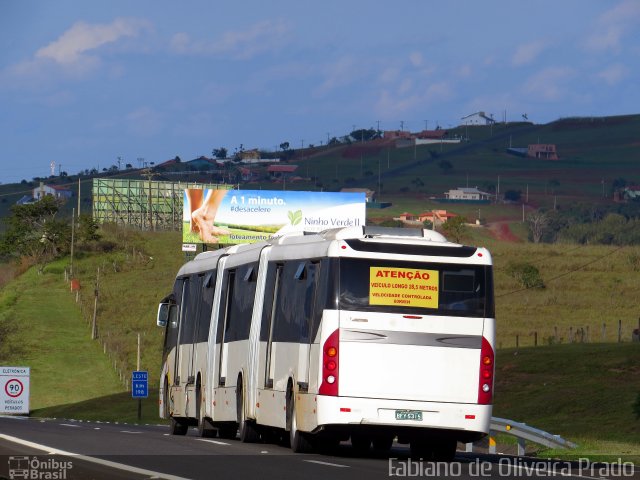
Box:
[496,245,624,298]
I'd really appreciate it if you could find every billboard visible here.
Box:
[183,189,366,244]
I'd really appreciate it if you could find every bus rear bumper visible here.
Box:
[314,395,491,442]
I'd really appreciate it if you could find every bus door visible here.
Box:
[298,261,320,388]
[177,275,202,386]
[216,268,235,387]
[262,264,283,388]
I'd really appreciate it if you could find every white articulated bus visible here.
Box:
[157,226,495,458]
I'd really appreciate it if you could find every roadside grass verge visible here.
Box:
[0,265,124,409]
[494,344,640,460]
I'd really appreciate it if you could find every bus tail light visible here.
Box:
[478,337,494,405]
[319,329,340,396]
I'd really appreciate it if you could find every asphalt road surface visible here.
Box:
[0,416,637,480]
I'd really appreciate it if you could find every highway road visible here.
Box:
[0,416,637,480]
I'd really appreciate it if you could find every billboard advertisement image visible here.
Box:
[183,189,366,245]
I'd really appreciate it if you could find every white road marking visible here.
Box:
[0,433,190,480]
[60,424,80,427]
[120,430,142,434]
[195,439,231,446]
[304,459,350,468]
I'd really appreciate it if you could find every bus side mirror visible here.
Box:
[157,303,170,327]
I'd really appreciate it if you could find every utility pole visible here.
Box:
[77,178,81,217]
[70,208,75,277]
[91,267,100,340]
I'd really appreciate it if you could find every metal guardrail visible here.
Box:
[465,417,578,456]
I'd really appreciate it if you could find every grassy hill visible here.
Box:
[2,114,640,228]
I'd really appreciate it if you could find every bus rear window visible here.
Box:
[338,258,494,318]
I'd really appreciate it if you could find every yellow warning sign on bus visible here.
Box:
[369,267,439,308]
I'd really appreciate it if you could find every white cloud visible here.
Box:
[125,107,164,137]
[374,81,453,117]
[36,18,148,65]
[585,0,640,53]
[595,63,628,85]
[170,19,289,59]
[523,66,575,101]
[2,18,149,85]
[511,40,548,66]
[409,51,424,67]
[314,56,361,96]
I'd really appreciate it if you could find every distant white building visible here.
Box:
[33,182,72,201]
[444,187,493,201]
[460,112,496,126]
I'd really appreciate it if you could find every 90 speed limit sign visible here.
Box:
[1,367,30,414]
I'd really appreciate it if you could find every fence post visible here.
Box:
[516,335,519,348]
[602,323,606,342]
[534,331,538,347]
[569,327,574,344]
[554,326,558,343]
[618,320,622,343]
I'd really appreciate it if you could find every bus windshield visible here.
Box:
[338,258,494,318]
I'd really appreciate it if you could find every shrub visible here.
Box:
[505,261,545,289]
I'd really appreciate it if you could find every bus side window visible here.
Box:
[226,263,257,342]
[179,275,201,345]
[273,260,317,343]
[195,270,216,343]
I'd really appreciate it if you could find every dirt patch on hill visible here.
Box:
[487,221,521,242]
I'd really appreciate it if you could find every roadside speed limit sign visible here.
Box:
[5,378,23,397]
[1,367,30,414]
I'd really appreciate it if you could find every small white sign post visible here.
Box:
[0,367,30,414]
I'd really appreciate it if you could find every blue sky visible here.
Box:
[1,1,638,184]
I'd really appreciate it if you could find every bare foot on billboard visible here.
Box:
[191,190,230,243]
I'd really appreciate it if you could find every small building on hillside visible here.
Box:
[267,164,298,179]
[340,188,375,202]
[418,210,457,225]
[33,183,72,201]
[528,144,559,160]
[443,187,492,203]
[460,112,496,126]
[383,130,413,140]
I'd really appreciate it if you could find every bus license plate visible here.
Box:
[395,410,423,421]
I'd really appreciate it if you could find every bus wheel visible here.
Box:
[351,433,371,454]
[286,387,313,453]
[237,378,259,443]
[169,416,188,436]
[196,392,215,438]
[217,424,237,440]
[432,439,457,462]
[372,434,394,453]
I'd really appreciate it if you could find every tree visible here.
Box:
[279,142,290,151]
[76,214,101,244]
[527,210,549,243]
[212,147,228,159]
[0,195,70,266]
[442,216,468,242]
[504,190,522,202]
[437,159,453,174]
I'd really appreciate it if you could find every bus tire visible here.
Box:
[372,434,394,452]
[169,416,188,436]
[196,389,215,438]
[237,378,259,443]
[217,424,237,440]
[351,433,371,454]
[287,387,313,453]
[432,439,457,462]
